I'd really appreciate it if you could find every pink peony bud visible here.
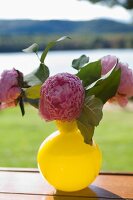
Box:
[0,68,22,109]
[39,73,85,121]
[101,55,133,106]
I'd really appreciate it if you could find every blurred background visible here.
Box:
[0,0,133,171]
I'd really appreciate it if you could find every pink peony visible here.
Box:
[108,94,128,107]
[101,55,118,75]
[39,73,85,121]
[0,68,22,109]
[101,55,133,106]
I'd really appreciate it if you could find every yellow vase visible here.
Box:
[37,120,102,192]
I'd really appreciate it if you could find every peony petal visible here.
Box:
[0,101,16,110]
[0,68,22,104]
[101,55,118,75]
[39,73,85,121]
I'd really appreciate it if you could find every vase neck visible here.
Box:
[55,120,78,134]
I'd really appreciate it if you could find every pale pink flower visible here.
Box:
[39,73,85,121]
[101,55,133,106]
[108,94,128,107]
[117,62,133,97]
[101,55,118,75]
[0,68,22,109]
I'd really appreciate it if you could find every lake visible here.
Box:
[0,49,133,75]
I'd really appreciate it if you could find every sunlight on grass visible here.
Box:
[0,104,133,171]
[94,106,133,171]
[0,105,56,168]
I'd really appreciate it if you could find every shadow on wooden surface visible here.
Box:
[43,185,125,200]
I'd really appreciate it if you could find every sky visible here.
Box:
[0,0,132,23]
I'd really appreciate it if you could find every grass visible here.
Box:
[0,104,133,172]
[0,105,56,168]
[94,106,133,172]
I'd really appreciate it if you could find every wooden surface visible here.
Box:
[0,168,133,200]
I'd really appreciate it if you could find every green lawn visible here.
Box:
[0,105,133,172]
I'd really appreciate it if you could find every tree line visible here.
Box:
[0,33,133,52]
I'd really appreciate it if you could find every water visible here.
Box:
[0,49,133,76]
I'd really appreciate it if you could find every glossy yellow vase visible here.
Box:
[37,120,102,192]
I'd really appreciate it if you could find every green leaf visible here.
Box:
[23,37,69,86]
[22,43,39,53]
[19,97,25,116]
[35,63,49,82]
[24,98,39,109]
[77,121,94,145]
[25,85,41,99]
[77,96,103,144]
[72,55,89,70]
[40,36,70,63]
[77,60,101,87]
[24,72,42,86]
[81,96,103,126]
[86,67,121,104]
[24,63,49,86]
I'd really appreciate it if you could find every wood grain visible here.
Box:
[0,168,132,199]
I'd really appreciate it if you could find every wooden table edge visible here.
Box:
[0,167,133,199]
[0,167,132,176]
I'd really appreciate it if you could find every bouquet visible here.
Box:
[0,36,133,191]
[0,36,132,144]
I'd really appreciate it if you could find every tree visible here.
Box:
[79,0,133,10]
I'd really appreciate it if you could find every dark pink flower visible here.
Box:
[0,68,22,109]
[39,73,85,121]
[101,55,133,106]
